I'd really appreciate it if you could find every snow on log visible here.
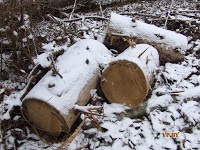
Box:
[21,39,112,137]
[103,13,188,64]
[101,44,159,109]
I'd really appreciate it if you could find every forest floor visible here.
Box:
[0,0,200,149]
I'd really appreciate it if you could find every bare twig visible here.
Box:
[20,70,42,100]
[50,60,63,79]
[123,37,138,48]
[164,0,174,29]
[63,16,108,22]
[74,105,104,117]
[63,18,81,22]
[149,18,197,22]
[90,115,104,132]
[160,71,172,89]
[69,0,77,20]
[27,64,41,78]
[99,2,103,17]
[0,33,3,75]
[47,13,83,39]
[177,10,200,13]
[57,117,86,150]
[138,47,150,58]
[111,32,129,37]
[120,12,161,18]
[24,25,38,55]
[156,90,184,96]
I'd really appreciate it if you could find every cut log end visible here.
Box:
[101,60,149,109]
[22,98,68,137]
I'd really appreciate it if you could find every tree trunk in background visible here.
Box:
[101,44,159,109]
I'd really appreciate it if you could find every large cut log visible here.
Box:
[21,39,112,138]
[103,13,188,64]
[101,44,159,109]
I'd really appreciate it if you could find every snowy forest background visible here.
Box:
[0,0,200,149]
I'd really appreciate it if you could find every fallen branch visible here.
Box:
[63,16,108,22]
[149,18,197,23]
[74,105,105,132]
[57,117,86,150]
[69,0,77,20]
[138,47,150,58]
[164,0,174,29]
[50,56,63,79]
[177,10,200,13]
[155,86,200,98]
[155,90,184,96]
[20,70,42,100]
[74,105,104,117]
[120,12,161,18]
[27,63,41,79]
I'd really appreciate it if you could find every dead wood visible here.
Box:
[21,39,112,139]
[103,13,188,64]
[101,44,159,109]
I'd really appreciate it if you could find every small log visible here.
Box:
[101,44,159,109]
[103,13,188,64]
[21,39,112,138]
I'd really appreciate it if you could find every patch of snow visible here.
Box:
[42,41,68,53]
[28,34,33,39]
[177,86,200,100]
[2,92,22,120]
[103,103,130,116]
[34,53,51,68]
[146,95,173,113]
[13,31,18,36]
[180,100,200,124]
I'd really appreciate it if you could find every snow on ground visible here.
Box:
[1,0,200,149]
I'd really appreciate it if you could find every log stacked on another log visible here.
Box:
[21,39,113,138]
[101,44,159,109]
[103,13,188,64]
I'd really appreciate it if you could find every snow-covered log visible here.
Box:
[103,13,188,64]
[101,44,159,109]
[21,39,112,137]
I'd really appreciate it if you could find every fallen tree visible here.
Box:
[101,44,159,109]
[103,13,188,64]
[21,39,112,138]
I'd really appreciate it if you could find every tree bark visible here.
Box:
[101,44,159,109]
[103,13,188,64]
